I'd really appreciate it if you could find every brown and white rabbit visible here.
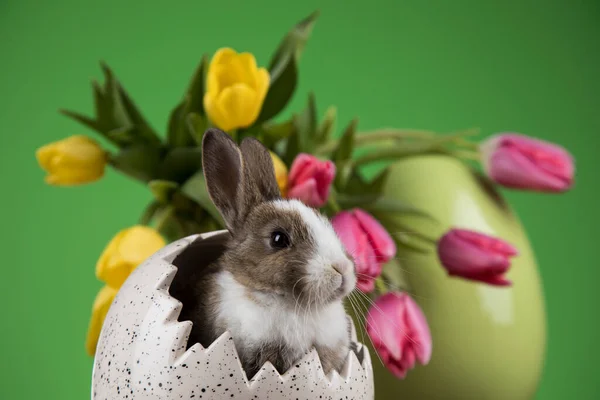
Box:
[171,128,357,380]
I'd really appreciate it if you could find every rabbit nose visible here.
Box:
[332,260,352,275]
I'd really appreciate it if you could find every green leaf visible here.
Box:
[365,168,390,194]
[180,171,225,227]
[108,144,163,182]
[59,109,104,137]
[332,118,358,163]
[261,119,294,148]
[167,56,209,147]
[185,54,208,115]
[292,92,317,152]
[61,62,161,148]
[334,161,354,190]
[255,54,298,123]
[268,10,320,70]
[316,105,337,145]
[157,147,203,184]
[106,126,137,145]
[167,100,196,147]
[282,128,300,166]
[148,180,179,204]
[139,201,162,225]
[187,112,210,145]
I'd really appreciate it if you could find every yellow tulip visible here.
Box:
[96,226,166,289]
[269,151,288,196]
[36,135,107,186]
[204,48,270,132]
[85,285,118,356]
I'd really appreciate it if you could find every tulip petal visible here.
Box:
[287,178,323,207]
[366,293,404,360]
[366,292,432,379]
[235,52,259,88]
[203,93,230,131]
[357,277,376,293]
[482,133,574,192]
[217,83,260,129]
[352,209,397,262]
[85,285,118,356]
[96,226,165,289]
[35,145,56,169]
[210,47,238,66]
[314,160,336,202]
[402,294,433,365]
[255,68,270,106]
[288,153,317,185]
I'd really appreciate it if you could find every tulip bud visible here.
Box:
[36,135,107,186]
[437,228,518,286]
[269,151,289,196]
[366,292,432,379]
[85,285,118,356]
[96,226,166,289]
[331,208,396,292]
[204,48,270,132]
[480,133,574,193]
[287,153,336,208]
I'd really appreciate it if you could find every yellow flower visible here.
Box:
[269,151,288,196]
[204,48,270,132]
[96,226,166,289]
[36,135,107,186]
[85,285,118,356]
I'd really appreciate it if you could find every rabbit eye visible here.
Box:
[270,230,291,249]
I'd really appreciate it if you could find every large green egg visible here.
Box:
[358,155,547,400]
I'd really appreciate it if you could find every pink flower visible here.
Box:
[287,153,335,207]
[480,133,574,193]
[366,292,432,379]
[437,228,518,286]
[331,209,396,292]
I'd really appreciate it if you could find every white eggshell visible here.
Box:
[92,232,375,399]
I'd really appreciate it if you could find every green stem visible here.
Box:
[327,188,342,213]
[154,206,174,233]
[315,129,436,154]
[452,149,482,161]
[375,277,387,294]
[314,127,480,155]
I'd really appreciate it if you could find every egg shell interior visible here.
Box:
[92,232,375,399]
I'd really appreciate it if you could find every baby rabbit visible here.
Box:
[171,128,357,380]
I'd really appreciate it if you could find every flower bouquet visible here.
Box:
[36,10,574,399]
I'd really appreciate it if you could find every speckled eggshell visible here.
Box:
[92,232,375,400]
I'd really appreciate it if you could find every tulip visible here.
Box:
[85,285,118,356]
[287,153,335,208]
[96,226,166,289]
[366,292,432,379]
[269,151,288,196]
[480,133,574,192]
[36,135,107,186]
[331,208,396,292]
[204,47,270,132]
[437,228,518,286]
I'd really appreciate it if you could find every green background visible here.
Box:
[1,0,597,398]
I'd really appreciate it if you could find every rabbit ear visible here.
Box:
[239,137,281,206]
[202,128,245,231]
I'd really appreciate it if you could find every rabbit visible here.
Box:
[169,128,357,380]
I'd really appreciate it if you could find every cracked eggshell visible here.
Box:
[91,232,375,400]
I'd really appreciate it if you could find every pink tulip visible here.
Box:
[366,292,432,379]
[480,133,574,192]
[287,153,335,207]
[331,209,396,293]
[437,228,518,286]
